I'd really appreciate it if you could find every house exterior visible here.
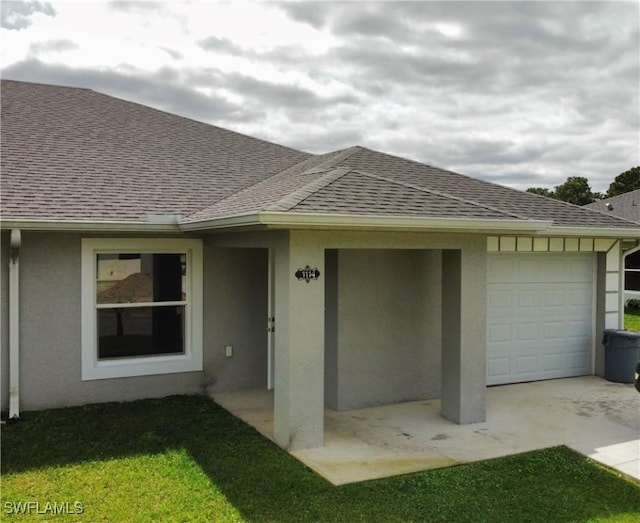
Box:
[2,79,639,451]
[586,190,640,304]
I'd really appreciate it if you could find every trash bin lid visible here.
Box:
[604,328,640,339]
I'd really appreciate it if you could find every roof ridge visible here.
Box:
[1,78,93,91]
[306,146,364,172]
[266,167,352,211]
[183,147,363,218]
[260,145,363,180]
[339,146,599,218]
[353,170,530,220]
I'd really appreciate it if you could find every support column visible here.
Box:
[273,231,325,450]
[441,242,487,424]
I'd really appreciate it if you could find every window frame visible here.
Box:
[625,250,640,292]
[81,238,203,380]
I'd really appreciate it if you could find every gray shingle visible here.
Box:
[328,147,638,228]
[1,80,309,221]
[2,80,637,232]
[585,190,640,224]
[291,170,514,219]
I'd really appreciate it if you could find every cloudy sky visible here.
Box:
[1,1,638,192]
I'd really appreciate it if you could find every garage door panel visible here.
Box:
[517,290,538,309]
[488,323,512,343]
[488,258,516,281]
[487,253,593,385]
[542,288,566,307]
[542,353,563,372]
[487,357,510,381]
[516,323,538,341]
[514,355,538,377]
[567,350,589,370]
[568,320,590,338]
[542,322,565,340]
[573,258,593,280]
[488,288,513,310]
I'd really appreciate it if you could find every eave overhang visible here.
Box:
[2,212,639,238]
[178,211,555,234]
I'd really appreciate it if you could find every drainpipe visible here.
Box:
[9,229,21,419]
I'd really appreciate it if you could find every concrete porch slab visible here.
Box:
[212,376,639,485]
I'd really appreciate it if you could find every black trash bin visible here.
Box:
[602,329,640,383]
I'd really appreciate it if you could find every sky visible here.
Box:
[1,1,638,193]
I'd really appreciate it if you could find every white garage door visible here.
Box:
[487,253,594,385]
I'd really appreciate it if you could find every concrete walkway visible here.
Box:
[213,376,639,485]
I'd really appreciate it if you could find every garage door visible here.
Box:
[487,253,594,385]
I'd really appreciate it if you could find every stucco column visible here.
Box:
[273,231,325,450]
[441,241,487,424]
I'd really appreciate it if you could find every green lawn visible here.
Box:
[2,396,640,522]
[624,310,640,332]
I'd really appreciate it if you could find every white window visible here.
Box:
[625,251,640,292]
[81,238,203,380]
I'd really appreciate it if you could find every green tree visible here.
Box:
[554,176,601,205]
[526,187,555,198]
[606,167,640,197]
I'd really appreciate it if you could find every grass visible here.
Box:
[2,396,640,522]
[624,310,640,332]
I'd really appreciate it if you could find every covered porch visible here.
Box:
[208,230,488,452]
[213,376,640,485]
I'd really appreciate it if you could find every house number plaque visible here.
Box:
[295,265,321,283]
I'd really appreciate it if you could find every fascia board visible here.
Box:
[7,215,637,238]
[179,211,554,234]
[0,219,180,233]
[546,226,640,239]
[178,214,266,232]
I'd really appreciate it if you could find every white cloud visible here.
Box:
[1,0,638,193]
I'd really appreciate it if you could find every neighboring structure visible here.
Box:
[586,189,640,224]
[587,191,640,305]
[2,80,639,451]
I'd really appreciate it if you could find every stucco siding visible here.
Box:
[2,233,270,412]
[332,249,441,410]
[203,245,268,392]
[16,233,203,410]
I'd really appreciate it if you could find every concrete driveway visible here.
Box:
[213,376,639,485]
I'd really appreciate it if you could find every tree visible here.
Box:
[554,176,601,205]
[526,187,555,198]
[607,167,640,198]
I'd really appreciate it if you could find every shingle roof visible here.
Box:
[2,79,638,232]
[0,79,309,221]
[585,190,640,224]
[322,147,638,228]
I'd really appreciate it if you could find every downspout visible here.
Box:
[9,229,21,419]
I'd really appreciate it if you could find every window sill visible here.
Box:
[82,352,202,381]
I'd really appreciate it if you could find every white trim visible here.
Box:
[622,245,640,314]
[487,236,626,254]
[180,211,554,233]
[4,214,638,237]
[9,229,21,418]
[267,248,275,390]
[81,238,203,380]
[95,300,187,309]
[546,226,640,238]
[2,219,179,233]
